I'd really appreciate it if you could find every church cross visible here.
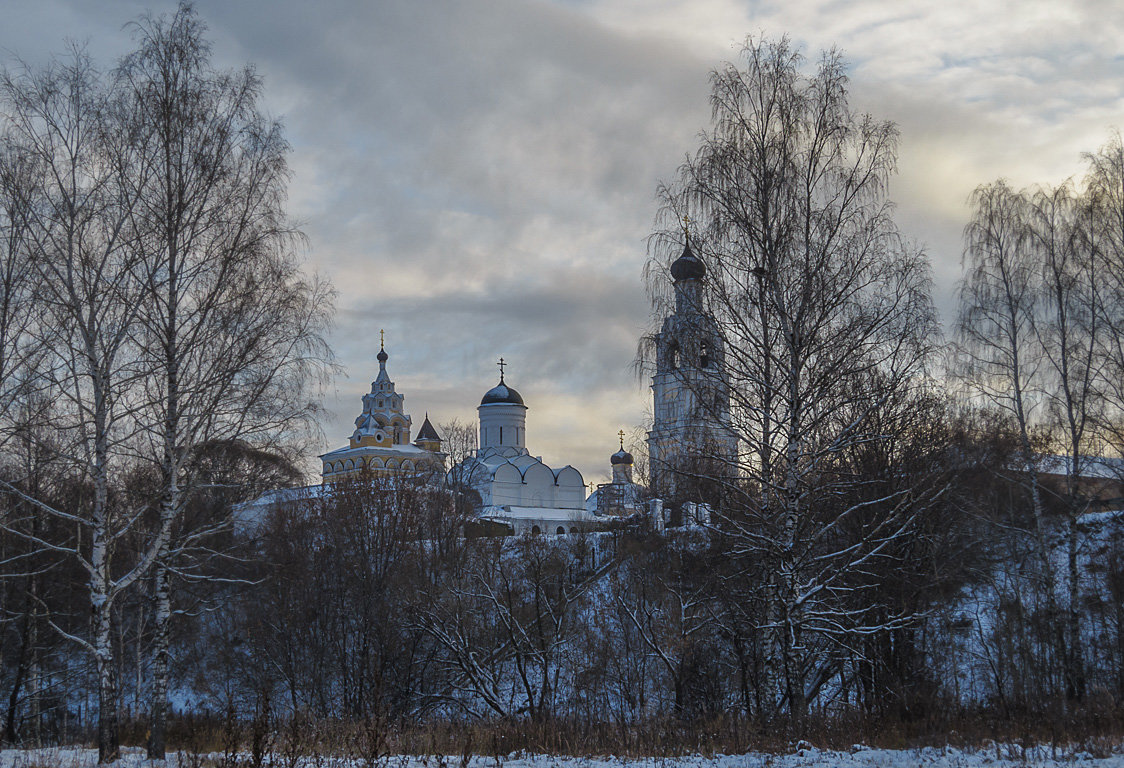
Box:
[380,329,385,349]
[618,429,625,450]
[497,357,506,382]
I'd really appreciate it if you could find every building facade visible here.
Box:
[320,340,445,479]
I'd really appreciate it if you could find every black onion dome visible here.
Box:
[610,448,634,466]
[480,380,525,406]
[670,241,705,281]
[376,348,388,363]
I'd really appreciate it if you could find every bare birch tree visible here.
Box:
[1024,183,1104,700]
[113,6,332,756]
[0,11,332,757]
[956,182,1059,663]
[959,176,1109,702]
[1086,132,1124,460]
[0,48,157,762]
[647,37,941,722]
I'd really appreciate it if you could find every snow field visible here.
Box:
[3,745,1123,768]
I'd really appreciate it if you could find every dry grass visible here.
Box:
[122,703,1124,761]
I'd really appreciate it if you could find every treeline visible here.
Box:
[7,453,1118,755]
[213,435,1120,731]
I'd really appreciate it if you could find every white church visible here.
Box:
[449,362,594,534]
[317,235,729,534]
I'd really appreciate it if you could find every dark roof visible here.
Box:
[415,415,441,442]
[670,241,705,281]
[480,380,525,406]
[611,448,634,466]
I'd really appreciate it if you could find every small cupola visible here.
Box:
[477,358,529,455]
[480,357,525,406]
[611,430,634,485]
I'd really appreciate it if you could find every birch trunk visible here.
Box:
[92,518,119,763]
[147,550,172,759]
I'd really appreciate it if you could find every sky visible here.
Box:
[2,0,1122,485]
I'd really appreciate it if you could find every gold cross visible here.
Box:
[498,357,506,381]
[682,215,691,237]
[380,329,385,349]
[618,429,625,450]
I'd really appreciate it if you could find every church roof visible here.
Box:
[670,241,706,281]
[611,448,634,465]
[320,442,432,461]
[416,414,441,442]
[480,379,525,406]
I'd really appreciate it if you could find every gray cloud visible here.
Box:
[3,0,1122,480]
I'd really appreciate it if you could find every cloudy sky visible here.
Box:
[2,0,1122,484]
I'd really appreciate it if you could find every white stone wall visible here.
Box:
[478,402,527,451]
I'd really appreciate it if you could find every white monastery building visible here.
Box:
[318,234,738,535]
[450,360,593,535]
[319,336,444,480]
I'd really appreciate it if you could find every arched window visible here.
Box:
[531,525,541,536]
[700,341,710,368]
[556,526,566,535]
[669,341,680,369]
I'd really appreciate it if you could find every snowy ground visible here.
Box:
[3,745,1124,768]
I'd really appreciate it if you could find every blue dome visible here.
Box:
[481,380,525,406]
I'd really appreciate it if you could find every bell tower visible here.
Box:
[647,232,736,503]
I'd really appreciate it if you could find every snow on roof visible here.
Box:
[464,451,584,486]
[1036,454,1124,480]
[233,484,324,524]
[320,442,432,460]
[481,505,598,523]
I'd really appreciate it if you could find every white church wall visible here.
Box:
[523,463,556,506]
